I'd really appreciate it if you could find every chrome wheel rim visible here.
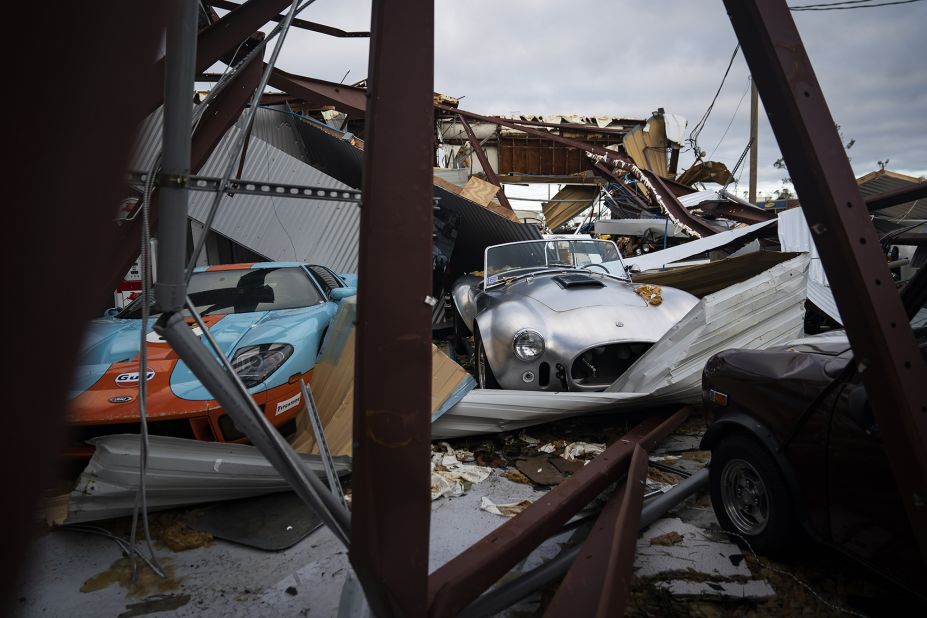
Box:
[720,458,769,535]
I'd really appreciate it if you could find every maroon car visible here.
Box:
[700,270,927,599]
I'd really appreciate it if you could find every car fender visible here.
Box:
[473,297,549,378]
[701,412,813,532]
[451,275,481,332]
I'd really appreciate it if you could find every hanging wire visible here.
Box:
[791,0,922,10]
[707,77,752,161]
[128,165,165,582]
[687,44,740,161]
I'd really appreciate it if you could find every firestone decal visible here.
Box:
[275,392,302,416]
[115,370,156,385]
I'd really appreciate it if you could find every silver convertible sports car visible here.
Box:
[451,238,699,391]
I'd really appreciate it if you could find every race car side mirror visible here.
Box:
[331,286,357,301]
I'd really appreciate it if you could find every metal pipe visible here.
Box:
[162,307,351,547]
[457,468,709,618]
[156,0,198,313]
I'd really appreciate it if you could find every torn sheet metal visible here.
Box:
[777,206,843,325]
[51,434,351,525]
[594,218,688,238]
[605,253,808,402]
[432,255,808,438]
[620,218,777,273]
[634,251,798,298]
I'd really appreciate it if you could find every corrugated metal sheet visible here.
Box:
[130,107,360,273]
[542,185,598,230]
[857,170,927,220]
[437,186,543,275]
[250,106,309,161]
[293,118,365,189]
[53,434,350,525]
[189,125,360,273]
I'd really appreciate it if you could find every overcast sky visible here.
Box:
[255,0,926,198]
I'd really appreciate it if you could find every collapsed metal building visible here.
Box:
[6,1,927,616]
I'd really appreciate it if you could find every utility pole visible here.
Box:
[749,76,758,203]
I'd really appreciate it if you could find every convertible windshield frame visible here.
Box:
[483,239,629,288]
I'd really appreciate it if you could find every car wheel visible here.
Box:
[709,434,794,554]
[452,304,470,356]
[474,330,500,389]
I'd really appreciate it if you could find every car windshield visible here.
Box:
[118,267,323,319]
[484,239,627,287]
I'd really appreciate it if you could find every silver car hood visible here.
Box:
[502,272,645,312]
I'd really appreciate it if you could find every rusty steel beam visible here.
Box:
[544,445,649,618]
[428,408,690,617]
[865,181,927,214]
[699,201,775,225]
[457,114,513,211]
[204,0,370,37]
[349,0,433,615]
[725,0,927,558]
[496,117,643,135]
[268,67,368,117]
[142,0,291,113]
[109,57,264,296]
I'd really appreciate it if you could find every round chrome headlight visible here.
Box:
[512,329,545,361]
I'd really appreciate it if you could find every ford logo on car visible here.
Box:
[109,395,135,403]
[115,371,155,385]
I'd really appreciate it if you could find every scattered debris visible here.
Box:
[562,442,606,461]
[515,456,565,486]
[649,531,684,547]
[634,284,664,306]
[479,497,533,517]
[81,557,181,597]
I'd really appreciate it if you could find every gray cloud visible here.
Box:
[268,0,927,196]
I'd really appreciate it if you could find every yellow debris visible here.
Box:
[634,284,663,306]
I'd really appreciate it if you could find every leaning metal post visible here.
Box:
[724,0,927,559]
[155,0,198,313]
[349,0,435,615]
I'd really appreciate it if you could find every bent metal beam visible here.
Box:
[725,0,927,560]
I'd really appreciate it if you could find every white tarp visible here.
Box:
[432,254,809,438]
[619,219,777,273]
[777,207,843,325]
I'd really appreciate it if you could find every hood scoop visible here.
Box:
[551,273,605,289]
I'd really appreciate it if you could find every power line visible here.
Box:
[688,44,740,161]
[791,0,922,11]
[707,77,752,161]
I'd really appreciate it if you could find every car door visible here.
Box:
[826,377,923,591]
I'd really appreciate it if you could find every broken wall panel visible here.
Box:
[542,185,599,230]
[498,135,623,176]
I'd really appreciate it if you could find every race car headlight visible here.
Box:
[231,343,293,387]
[513,329,545,361]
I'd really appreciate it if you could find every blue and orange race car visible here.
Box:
[66,262,356,459]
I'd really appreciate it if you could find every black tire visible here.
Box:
[709,433,794,555]
[474,329,500,389]
[452,304,470,356]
